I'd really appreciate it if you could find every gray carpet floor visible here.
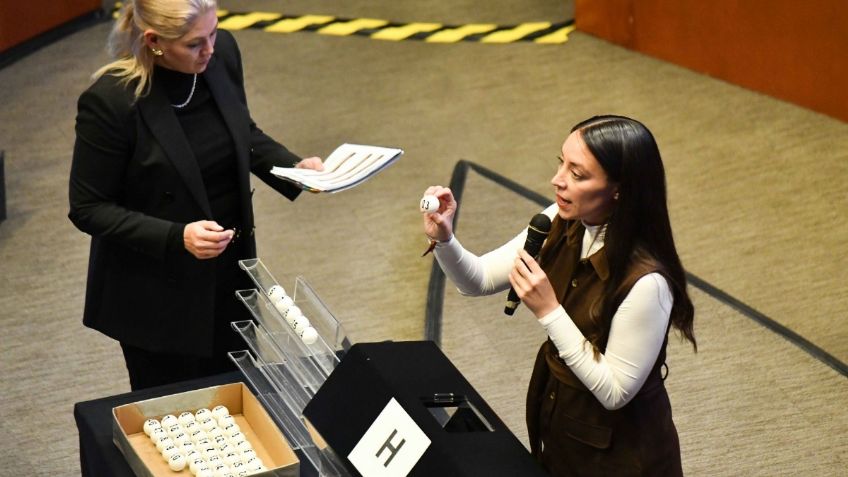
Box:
[0,1,845,475]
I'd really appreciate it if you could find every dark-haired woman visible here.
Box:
[69,0,323,390]
[422,115,695,476]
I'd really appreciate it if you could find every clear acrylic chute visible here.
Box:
[229,258,352,476]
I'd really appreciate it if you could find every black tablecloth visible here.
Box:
[74,371,242,477]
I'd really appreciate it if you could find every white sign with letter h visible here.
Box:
[348,398,431,477]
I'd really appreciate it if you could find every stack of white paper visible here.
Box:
[270,143,403,193]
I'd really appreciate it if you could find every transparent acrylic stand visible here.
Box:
[229,258,352,476]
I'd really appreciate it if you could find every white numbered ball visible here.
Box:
[160,414,178,427]
[222,422,241,437]
[195,408,211,420]
[201,447,219,461]
[143,418,161,436]
[166,424,184,437]
[234,439,252,453]
[267,285,286,302]
[162,444,180,460]
[149,427,168,443]
[300,326,319,345]
[217,414,236,428]
[211,463,230,476]
[196,468,213,477]
[211,405,229,420]
[272,296,294,315]
[168,452,187,471]
[419,194,439,213]
[223,452,241,466]
[178,440,195,452]
[240,449,257,461]
[291,316,311,334]
[155,436,174,452]
[227,431,245,444]
[199,417,216,432]
[189,456,206,474]
[178,411,196,426]
[282,304,302,323]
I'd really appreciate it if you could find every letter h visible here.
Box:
[375,429,406,467]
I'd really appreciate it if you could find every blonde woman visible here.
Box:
[69,0,322,390]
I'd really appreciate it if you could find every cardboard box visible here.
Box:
[112,382,299,477]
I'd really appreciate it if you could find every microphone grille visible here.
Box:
[529,213,552,235]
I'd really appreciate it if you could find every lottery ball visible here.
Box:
[155,437,174,453]
[196,468,213,477]
[419,195,439,213]
[222,423,241,437]
[291,316,311,334]
[282,304,302,323]
[143,419,161,436]
[178,411,196,426]
[227,431,245,444]
[160,414,178,427]
[162,444,180,460]
[267,285,286,302]
[168,452,186,471]
[149,427,168,443]
[300,326,319,345]
[272,296,294,316]
[217,414,236,428]
[234,439,252,453]
[199,417,216,432]
[211,405,229,420]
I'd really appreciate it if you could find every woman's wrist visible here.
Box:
[422,234,453,256]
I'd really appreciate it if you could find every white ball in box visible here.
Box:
[112,382,299,476]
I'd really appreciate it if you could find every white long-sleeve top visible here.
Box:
[433,204,672,410]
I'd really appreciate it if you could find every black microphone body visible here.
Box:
[505,213,553,315]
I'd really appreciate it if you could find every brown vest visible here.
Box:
[526,217,682,476]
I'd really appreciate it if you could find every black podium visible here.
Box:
[303,341,548,476]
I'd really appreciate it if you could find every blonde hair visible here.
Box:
[93,0,217,99]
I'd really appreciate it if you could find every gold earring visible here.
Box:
[151,48,164,56]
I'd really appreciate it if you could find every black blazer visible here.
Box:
[69,30,302,356]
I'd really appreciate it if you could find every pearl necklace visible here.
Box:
[171,73,197,108]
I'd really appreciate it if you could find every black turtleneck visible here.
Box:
[155,66,242,253]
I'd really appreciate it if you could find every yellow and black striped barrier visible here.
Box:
[112,3,575,44]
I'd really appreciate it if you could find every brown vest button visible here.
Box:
[571,279,578,288]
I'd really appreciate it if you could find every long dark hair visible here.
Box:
[572,115,696,351]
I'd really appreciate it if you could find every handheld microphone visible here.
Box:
[504,213,552,316]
